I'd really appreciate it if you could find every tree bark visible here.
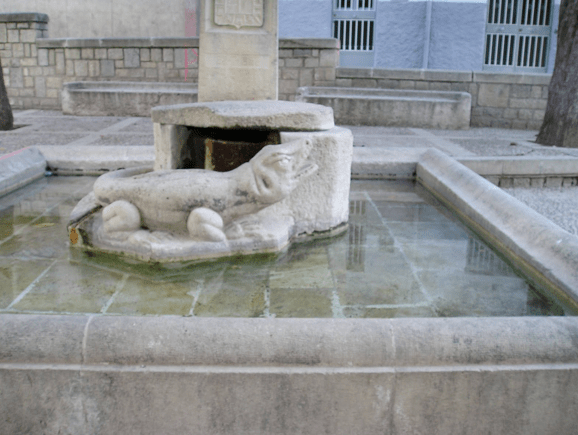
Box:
[536,0,578,147]
[0,56,14,131]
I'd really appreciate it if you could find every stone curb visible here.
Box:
[417,149,578,308]
[0,147,46,197]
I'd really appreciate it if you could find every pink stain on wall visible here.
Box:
[184,7,198,81]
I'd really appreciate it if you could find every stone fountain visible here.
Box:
[68,0,353,262]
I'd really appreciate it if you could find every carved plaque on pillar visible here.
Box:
[214,0,263,28]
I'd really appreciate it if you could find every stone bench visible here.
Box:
[62,81,198,117]
[296,86,471,129]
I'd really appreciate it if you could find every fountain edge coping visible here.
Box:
[417,148,578,309]
[0,147,46,197]
[1,314,578,367]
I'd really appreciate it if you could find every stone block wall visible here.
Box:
[473,74,550,130]
[278,39,339,101]
[0,13,50,106]
[336,68,551,130]
[4,35,199,109]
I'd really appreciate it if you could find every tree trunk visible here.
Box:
[0,56,14,131]
[536,0,578,147]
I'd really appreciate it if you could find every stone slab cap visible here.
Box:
[151,101,335,131]
[0,13,49,23]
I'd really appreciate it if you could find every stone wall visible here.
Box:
[0,13,50,106]
[1,12,552,129]
[336,68,551,130]
[1,12,339,110]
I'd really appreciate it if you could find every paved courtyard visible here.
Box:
[1,109,577,236]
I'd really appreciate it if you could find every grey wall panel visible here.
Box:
[428,2,487,71]
[279,0,332,38]
[374,2,427,69]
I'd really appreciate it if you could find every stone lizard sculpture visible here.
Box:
[93,138,317,242]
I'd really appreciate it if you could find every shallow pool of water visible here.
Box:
[0,176,573,318]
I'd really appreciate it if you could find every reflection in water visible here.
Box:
[466,236,517,277]
[347,200,366,272]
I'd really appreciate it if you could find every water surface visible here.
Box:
[0,176,572,318]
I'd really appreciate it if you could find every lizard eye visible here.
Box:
[272,155,291,171]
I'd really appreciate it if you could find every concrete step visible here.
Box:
[296,86,471,130]
[62,81,198,117]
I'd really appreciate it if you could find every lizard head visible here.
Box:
[249,138,318,204]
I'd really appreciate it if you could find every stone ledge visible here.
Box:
[2,314,577,367]
[297,86,471,129]
[337,68,552,87]
[62,81,199,117]
[0,13,49,23]
[37,37,337,50]
[37,37,200,49]
[474,71,551,85]
[337,68,473,82]
[279,38,340,49]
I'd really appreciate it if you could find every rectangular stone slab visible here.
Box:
[153,101,335,171]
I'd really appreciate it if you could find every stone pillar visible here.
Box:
[198,0,278,102]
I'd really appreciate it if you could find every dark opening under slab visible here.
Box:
[180,127,281,171]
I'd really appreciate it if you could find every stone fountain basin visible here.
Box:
[2,147,578,434]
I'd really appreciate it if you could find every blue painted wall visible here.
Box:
[374,2,427,69]
[279,0,559,73]
[428,2,487,71]
[279,0,332,38]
